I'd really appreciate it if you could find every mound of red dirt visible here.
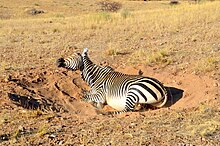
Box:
[1,65,218,115]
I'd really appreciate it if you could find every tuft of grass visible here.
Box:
[129,49,147,65]
[105,42,120,56]
[34,3,40,6]
[11,128,20,140]
[54,13,65,18]
[36,125,49,137]
[105,48,120,56]
[120,9,131,19]
[52,28,60,33]
[28,109,43,117]
[199,120,220,137]
[89,12,112,24]
[130,48,173,66]
[187,120,220,137]
[147,48,172,65]
[194,57,219,73]
[182,102,220,138]
[0,61,21,73]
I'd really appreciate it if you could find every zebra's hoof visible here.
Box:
[96,102,104,109]
[96,110,105,115]
[96,111,113,117]
[104,112,114,117]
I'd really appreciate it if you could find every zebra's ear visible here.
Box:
[82,48,89,56]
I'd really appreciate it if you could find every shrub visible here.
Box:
[97,1,122,12]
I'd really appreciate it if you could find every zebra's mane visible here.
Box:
[81,48,114,72]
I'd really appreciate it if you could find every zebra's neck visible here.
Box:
[81,55,110,87]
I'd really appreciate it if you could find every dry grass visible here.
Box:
[130,48,173,66]
[1,1,220,75]
[36,125,49,137]
[2,103,219,145]
[0,109,54,144]
[187,119,220,137]
[105,42,121,56]
[194,57,219,73]
[185,103,220,137]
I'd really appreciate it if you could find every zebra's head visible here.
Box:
[56,53,83,71]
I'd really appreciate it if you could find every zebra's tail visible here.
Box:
[104,110,126,116]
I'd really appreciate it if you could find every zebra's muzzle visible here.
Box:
[56,58,65,67]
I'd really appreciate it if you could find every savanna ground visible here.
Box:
[0,0,220,145]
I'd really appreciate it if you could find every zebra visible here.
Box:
[56,48,167,114]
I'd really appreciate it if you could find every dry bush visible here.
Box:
[97,1,122,12]
[26,8,45,15]
[170,0,179,5]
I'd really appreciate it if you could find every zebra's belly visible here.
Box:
[106,96,127,111]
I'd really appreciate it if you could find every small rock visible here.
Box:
[159,42,167,46]
[18,125,25,131]
[4,78,9,83]
[32,9,44,15]
[170,0,179,5]
[0,134,10,141]
[58,140,64,145]
[213,82,218,87]
[48,134,56,139]
[138,69,143,75]
[177,81,182,85]
[213,47,220,52]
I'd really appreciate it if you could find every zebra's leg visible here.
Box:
[105,107,133,115]
[82,92,105,109]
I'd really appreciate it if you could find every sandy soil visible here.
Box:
[0,63,219,145]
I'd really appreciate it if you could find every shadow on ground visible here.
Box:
[165,86,184,107]
[8,93,66,112]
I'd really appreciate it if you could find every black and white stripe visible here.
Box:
[56,48,167,114]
